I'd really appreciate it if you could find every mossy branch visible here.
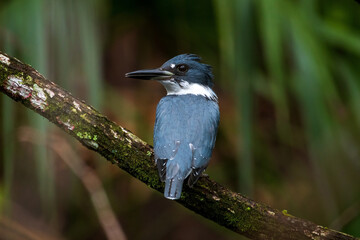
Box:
[0,51,358,240]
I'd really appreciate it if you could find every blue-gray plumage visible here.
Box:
[125,54,220,200]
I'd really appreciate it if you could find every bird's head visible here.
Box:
[125,54,216,100]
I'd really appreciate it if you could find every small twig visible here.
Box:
[0,216,64,240]
[18,127,127,240]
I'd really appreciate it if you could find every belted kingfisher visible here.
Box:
[125,54,219,200]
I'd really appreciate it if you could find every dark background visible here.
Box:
[1,0,360,239]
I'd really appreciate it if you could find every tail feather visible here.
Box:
[187,167,205,187]
[156,158,167,182]
[164,178,184,200]
[162,147,192,200]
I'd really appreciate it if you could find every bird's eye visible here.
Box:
[177,64,189,73]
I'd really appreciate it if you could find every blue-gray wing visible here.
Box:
[153,95,219,185]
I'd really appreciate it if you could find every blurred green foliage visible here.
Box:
[1,0,360,239]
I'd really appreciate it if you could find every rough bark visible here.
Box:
[0,51,358,240]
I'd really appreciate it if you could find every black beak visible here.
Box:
[125,68,174,80]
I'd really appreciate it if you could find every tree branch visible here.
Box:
[0,51,358,240]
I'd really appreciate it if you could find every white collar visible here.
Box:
[160,80,218,101]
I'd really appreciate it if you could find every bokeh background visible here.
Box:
[1,0,360,239]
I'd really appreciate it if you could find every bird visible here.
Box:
[125,54,219,200]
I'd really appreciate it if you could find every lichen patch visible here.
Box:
[267,210,275,216]
[121,126,147,145]
[56,117,75,131]
[0,54,10,65]
[73,101,82,112]
[111,129,119,139]
[31,84,47,110]
[5,75,32,98]
[5,76,48,110]
[84,140,99,149]
[212,196,220,201]
[227,208,235,214]
[45,88,55,98]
